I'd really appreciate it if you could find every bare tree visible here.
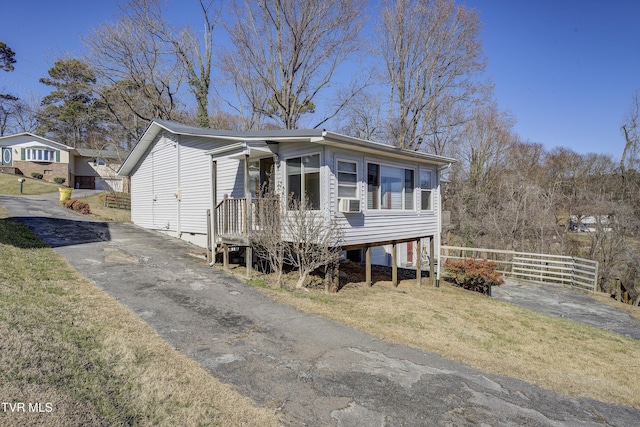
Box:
[283,196,343,289]
[8,95,40,134]
[377,0,489,151]
[121,0,218,128]
[339,90,384,141]
[458,104,512,192]
[620,90,640,178]
[221,0,367,130]
[0,93,18,136]
[85,8,186,129]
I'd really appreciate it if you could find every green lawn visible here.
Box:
[0,173,61,195]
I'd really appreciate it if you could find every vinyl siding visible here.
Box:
[327,147,440,248]
[130,138,155,229]
[216,157,245,204]
[131,133,178,232]
[177,135,216,235]
[131,133,241,247]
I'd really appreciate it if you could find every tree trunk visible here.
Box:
[296,270,308,289]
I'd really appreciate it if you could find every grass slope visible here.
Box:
[0,208,280,426]
[245,265,640,410]
[0,173,60,195]
[76,192,131,223]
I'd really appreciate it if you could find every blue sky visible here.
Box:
[2,1,639,158]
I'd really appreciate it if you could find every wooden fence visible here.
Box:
[103,193,131,210]
[440,246,599,292]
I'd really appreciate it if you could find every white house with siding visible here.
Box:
[118,119,456,285]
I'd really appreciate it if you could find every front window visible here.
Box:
[367,162,414,210]
[420,170,433,210]
[26,149,56,162]
[286,154,320,209]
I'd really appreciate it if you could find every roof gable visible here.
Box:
[0,132,72,150]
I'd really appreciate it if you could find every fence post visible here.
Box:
[416,239,422,288]
[206,209,212,264]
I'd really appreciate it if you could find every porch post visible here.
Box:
[365,246,372,286]
[391,243,398,287]
[416,239,422,288]
[430,237,436,287]
[206,209,212,264]
[246,246,253,277]
[223,244,229,268]
[244,154,251,234]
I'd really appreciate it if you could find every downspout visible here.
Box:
[209,156,217,266]
[323,145,330,223]
[436,163,452,287]
[176,135,181,237]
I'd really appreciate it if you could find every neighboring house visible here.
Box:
[0,132,72,184]
[73,148,124,192]
[570,215,612,233]
[0,132,125,191]
[118,119,456,284]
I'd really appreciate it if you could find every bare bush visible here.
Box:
[252,185,343,291]
[252,193,285,286]
[283,195,343,289]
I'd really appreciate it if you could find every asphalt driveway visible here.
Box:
[2,193,639,426]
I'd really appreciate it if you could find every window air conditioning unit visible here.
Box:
[338,198,361,213]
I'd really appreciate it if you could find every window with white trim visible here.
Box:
[337,160,357,198]
[26,149,56,162]
[367,162,414,210]
[286,153,320,210]
[420,170,433,210]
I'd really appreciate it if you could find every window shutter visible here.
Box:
[21,148,25,160]
[55,150,60,162]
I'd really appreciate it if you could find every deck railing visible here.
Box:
[215,196,280,242]
[440,246,599,292]
[216,197,248,238]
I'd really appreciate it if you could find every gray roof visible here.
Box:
[74,148,122,159]
[152,119,325,139]
[118,119,456,176]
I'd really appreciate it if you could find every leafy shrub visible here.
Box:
[444,258,504,295]
[63,199,91,215]
[31,172,43,179]
[54,177,66,185]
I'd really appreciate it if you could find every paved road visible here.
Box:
[2,193,639,426]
